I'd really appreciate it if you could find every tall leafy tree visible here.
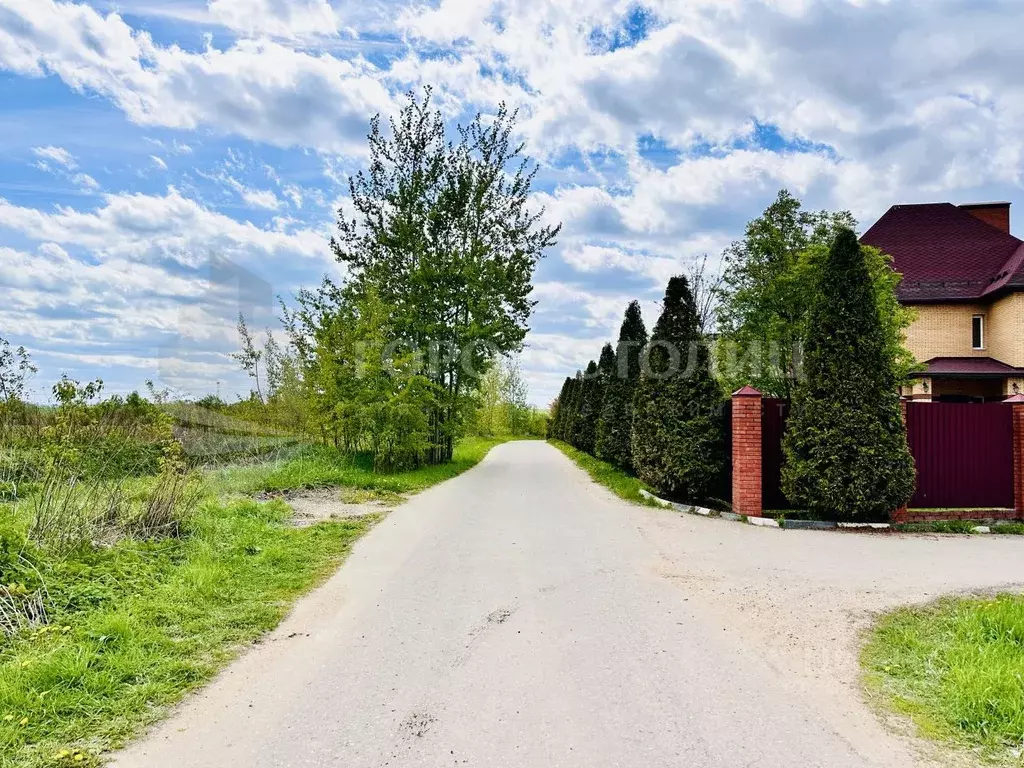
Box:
[716,190,858,397]
[632,276,725,500]
[571,360,600,453]
[781,229,915,522]
[331,89,560,463]
[595,301,647,468]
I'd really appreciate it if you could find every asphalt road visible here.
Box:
[112,440,1022,768]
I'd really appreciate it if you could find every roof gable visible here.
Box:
[861,203,1023,302]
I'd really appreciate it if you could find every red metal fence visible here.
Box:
[761,398,791,510]
[905,402,1014,509]
[757,399,1015,511]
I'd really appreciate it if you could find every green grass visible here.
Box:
[206,436,513,498]
[548,440,663,507]
[862,594,1024,764]
[894,520,981,534]
[0,436,511,767]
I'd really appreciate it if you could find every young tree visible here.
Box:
[595,301,647,468]
[332,89,560,464]
[781,229,915,522]
[500,357,532,436]
[571,360,600,453]
[716,190,857,397]
[0,337,37,404]
[632,276,725,500]
[231,313,264,404]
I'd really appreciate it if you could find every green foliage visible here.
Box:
[0,339,37,408]
[631,276,726,501]
[863,594,1024,763]
[595,301,647,468]
[470,357,540,438]
[328,89,559,465]
[547,377,572,440]
[571,360,600,454]
[781,230,916,522]
[716,189,916,397]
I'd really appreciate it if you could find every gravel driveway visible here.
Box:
[112,441,1024,768]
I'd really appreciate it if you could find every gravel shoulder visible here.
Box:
[631,501,1024,768]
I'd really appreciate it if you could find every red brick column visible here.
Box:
[1007,394,1024,517]
[732,386,763,518]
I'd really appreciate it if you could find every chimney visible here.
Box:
[959,202,1011,234]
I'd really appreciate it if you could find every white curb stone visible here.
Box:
[747,516,780,528]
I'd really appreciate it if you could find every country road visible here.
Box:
[113,440,1024,768]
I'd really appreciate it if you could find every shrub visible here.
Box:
[782,229,916,522]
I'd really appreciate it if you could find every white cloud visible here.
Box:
[239,187,282,211]
[150,155,168,171]
[71,173,100,191]
[207,0,341,39]
[0,0,395,155]
[32,145,76,169]
[0,187,325,267]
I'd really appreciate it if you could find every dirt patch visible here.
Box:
[261,487,400,527]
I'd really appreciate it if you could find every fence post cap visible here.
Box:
[732,385,762,398]
[1005,394,1024,403]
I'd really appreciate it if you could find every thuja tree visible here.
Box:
[632,276,725,501]
[332,89,560,464]
[549,377,572,439]
[781,229,915,522]
[560,372,584,444]
[596,301,647,468]
[571,360,600,453]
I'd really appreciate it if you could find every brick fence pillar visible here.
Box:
[1007,394,1024,517]
[732,386,763,518]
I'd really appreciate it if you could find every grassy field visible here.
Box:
[0,436,511,768]
[862,594,1024,764]
[548,440,662,506]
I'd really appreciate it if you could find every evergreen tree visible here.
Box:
[572,360,600,454]
[560,371,584,444]
[549,377,572,439]
[595,342,617,445]
[781,229,915,521]
[596,302,647,468]
[632,276,725,500]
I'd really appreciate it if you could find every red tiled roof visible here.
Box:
[920,357,1024,377]
[860,203,1024,302]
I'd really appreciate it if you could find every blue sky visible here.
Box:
[2,0,1024,406]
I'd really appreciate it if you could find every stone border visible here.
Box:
[638,489,1009,536]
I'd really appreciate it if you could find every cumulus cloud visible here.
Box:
[0,0,395,154]
[0,187,325,267]
[207,0,341,39]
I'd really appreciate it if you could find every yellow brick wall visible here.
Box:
[987,293,1024,367]
[905,303,989,362]
[905,295,1024,367]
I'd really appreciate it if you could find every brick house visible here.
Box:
[861,201,1024,402]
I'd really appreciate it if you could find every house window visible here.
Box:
[972,315,985,350]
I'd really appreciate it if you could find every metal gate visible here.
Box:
[906,402,1014,509]
[761,398,791,510]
